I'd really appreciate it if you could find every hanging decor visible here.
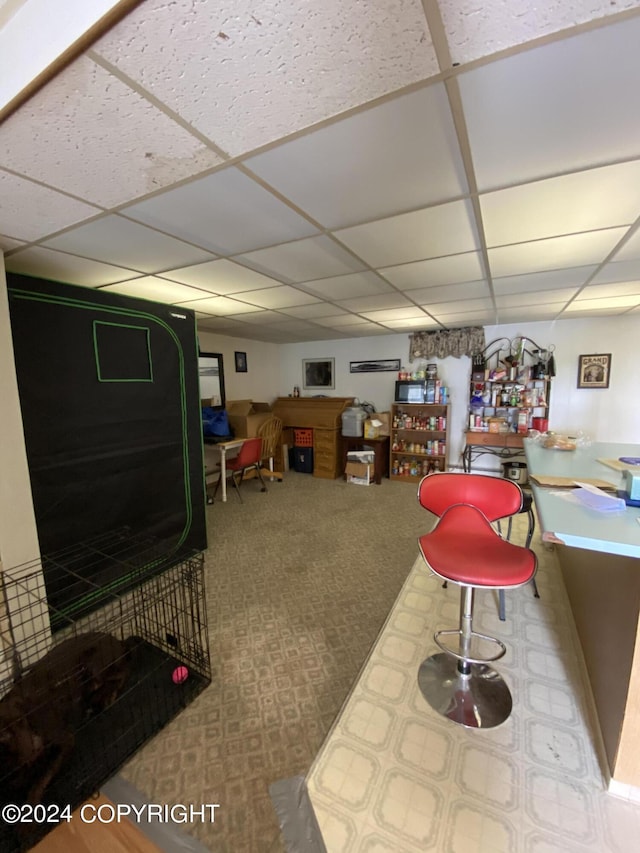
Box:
[409,327,484,361]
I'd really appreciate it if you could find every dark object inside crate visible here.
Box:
[0,540,210,853]
[0,640,209,852]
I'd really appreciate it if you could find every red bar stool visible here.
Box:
[416,472,537,728]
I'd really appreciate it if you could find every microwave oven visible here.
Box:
[395,380,437,403]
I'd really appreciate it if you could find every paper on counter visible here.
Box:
[573,481,626,512]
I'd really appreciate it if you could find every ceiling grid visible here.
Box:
[2,0,640,342]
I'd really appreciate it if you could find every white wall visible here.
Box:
[197,331,282,404]
[1,0,124,111]
[486,316,640,443]
[278,334,472,467]
[0,254,41,569]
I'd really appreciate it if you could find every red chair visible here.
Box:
[416,472,537,729]
[211,437,267,503]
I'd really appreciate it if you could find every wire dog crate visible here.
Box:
[0,528,211,852]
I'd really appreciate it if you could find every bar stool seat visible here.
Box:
[417,472,537,729]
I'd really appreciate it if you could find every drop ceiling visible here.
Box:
[2,0,640,343]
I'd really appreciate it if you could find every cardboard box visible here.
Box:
[226,399,273,437]
[377,412,390,436]
[363,412,390,439]
[363,419,379,439]
[347,450,375,464]
[345,460,374,485]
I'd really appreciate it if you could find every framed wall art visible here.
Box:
[349,358,401,373]
[577,353,611,389]
[302,357,335,390]
[234,351,247,373]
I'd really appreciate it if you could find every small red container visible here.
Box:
[532,417,549,432]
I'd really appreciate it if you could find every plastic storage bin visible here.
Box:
[294,428,313,446]
[341,407,366,437]
[293,447,314,473]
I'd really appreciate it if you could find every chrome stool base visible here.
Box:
[418,652,512,729]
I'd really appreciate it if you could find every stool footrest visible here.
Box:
[434,628,507,664]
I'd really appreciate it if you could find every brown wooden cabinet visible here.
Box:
[390,403,450,484]
[271,396,354,479]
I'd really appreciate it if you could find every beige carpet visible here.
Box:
[120,471,432,852]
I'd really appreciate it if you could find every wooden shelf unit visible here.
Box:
[390,403,450,484]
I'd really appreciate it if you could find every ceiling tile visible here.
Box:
[279,304,348,319]
[498,304,565,322]
[335,200,480,268]
[381,252,485,290]
[0,235,26,251]
[492,266,597,295]
[459,16,640,190]
[329,323,392,336]
[421,297,494,315]
[265,319,326,335]
[158,258,280,294]
[235,235,366,283]
[176,295,264,315]
[571,292,640,308]
[440,0,638,64]
[43,215,216,273]
[246,84,467,229]
[197,316,257,334]
[5,247,141,286]
[409,281,491,303]
[0,172,99,241]
[578,281,640,299]
[313,314,371,328]
[432,311,495,326]
[562,302,631,316]
[302,272,395,300]
[101,276,213,303]
[336,293,413,313]
[359,307,429,323]
[495,288,578,308]
[611,229,640,262]
[379,317,440,330]
[0,57,223,207]
[122,168,319,255]
[590,259,640,285]
[93,0,438,156]
[481,162,640,248]
[487,228,628,278]
[226,310,284,325]
[232,285,320,309]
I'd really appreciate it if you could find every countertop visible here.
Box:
[524,439,640,558]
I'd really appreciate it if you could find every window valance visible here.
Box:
[409,327,484,361]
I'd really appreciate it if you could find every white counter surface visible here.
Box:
[524,439,640,558]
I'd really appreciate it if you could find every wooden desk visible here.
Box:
[204,438,244,502]
[463,430,525,472]
[272,397,354,479]
[342,436,390,484]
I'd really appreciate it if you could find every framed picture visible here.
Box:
[577,353,611,389]
[302,357,335,390]
[350,358,401,373]
[234,351,247,373]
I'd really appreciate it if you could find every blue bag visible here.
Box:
[202,407,232,438]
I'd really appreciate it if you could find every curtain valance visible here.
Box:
[409,327,484,361]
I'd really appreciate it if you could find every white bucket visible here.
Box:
[342,407,366,437]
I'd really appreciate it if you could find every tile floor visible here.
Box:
[306,518,640,852]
